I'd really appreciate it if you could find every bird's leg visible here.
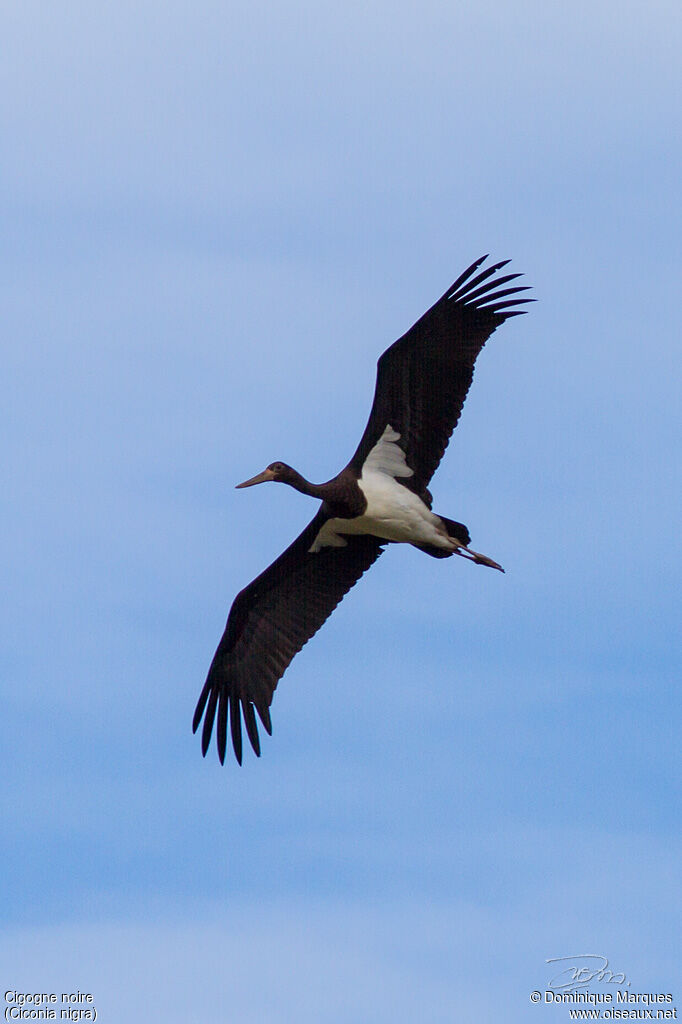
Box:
[454,545,505,573]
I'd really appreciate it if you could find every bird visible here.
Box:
[193,254,532,764]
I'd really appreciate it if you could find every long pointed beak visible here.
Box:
[235,468,275,489]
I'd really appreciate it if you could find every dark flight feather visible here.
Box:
[194,508,384,763]
[347,255,533,499]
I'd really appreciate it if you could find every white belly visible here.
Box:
[310,471,452,552]
[309,424,457,553]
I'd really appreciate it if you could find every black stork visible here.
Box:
[193,255,533,764]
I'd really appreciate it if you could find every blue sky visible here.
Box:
[2,1,680,1020]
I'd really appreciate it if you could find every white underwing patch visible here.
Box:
[362,424,414,480]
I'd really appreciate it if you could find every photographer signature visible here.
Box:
[546,955,630,992]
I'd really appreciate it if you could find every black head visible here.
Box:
[235,461,297,488]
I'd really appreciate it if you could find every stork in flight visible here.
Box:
[193,255,532,763]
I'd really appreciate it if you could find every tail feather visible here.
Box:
[411,515,471,559]
[439,516,471,546]
[412,543,453,559]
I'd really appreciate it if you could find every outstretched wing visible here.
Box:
[193,508,385,764]
[347,255,533,499]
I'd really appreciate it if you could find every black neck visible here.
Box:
[285,470,325,499]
